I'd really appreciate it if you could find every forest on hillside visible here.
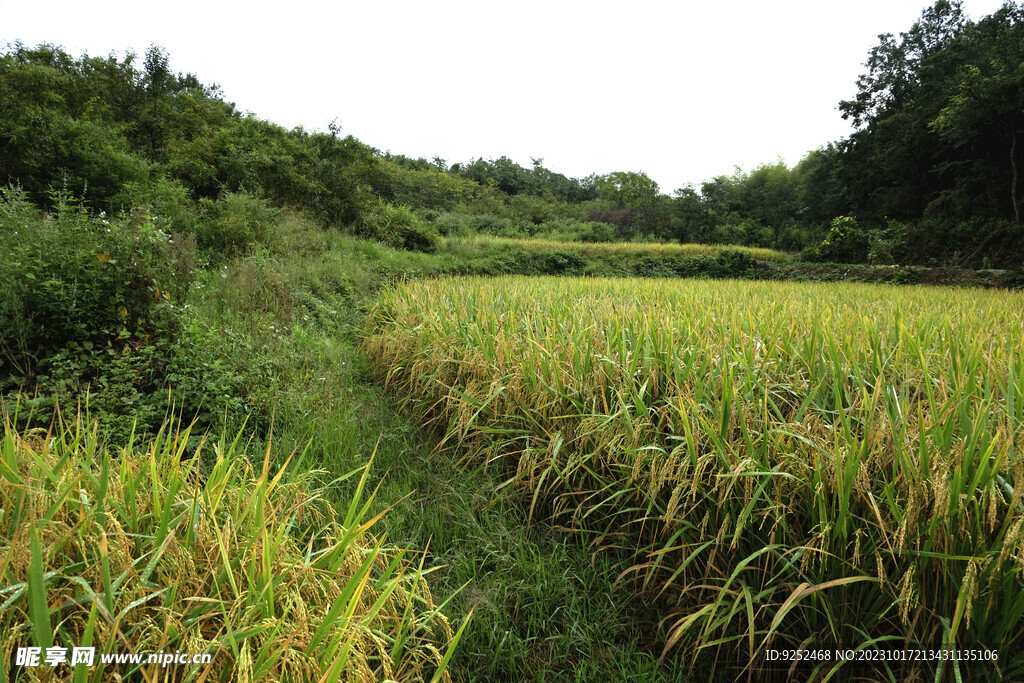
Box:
[2,0,1023,268]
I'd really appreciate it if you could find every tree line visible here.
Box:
[1,0,1022,266]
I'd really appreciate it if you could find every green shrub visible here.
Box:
[868,219,908,265]
[0,189,263,442]
[507,192,563,224]
[0,189,183,387]
[715,248,758,276]
[709,219,774,247]
[631,256,680,278]
[541,250,587,274]
[375,157,478,209]
[433,212,474,237]
[1008,266,1024,290]
[578,221,616,242]
[891,266,914,285]
[532,219,618,243]
[811,215,870,263]
[358,199,439,252]
[448,212,520,237]
[116,177,200,236]
[195,191,279,257]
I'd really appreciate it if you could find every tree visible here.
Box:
[840,1,967,129]
[670,186,711,243]
[792,145,847,226]
[928,4,1024,222]
[740,161,799,242]
[595,171,659,209]
[836,0,1024,229]
[0,43,149,206]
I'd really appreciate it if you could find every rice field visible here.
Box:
[0,415,466,682]
[443,235,791,262]
[364,275,1024,678]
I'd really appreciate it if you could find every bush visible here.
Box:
[632,256,681,278]
[578,221,616,242]
[357,199,439,252]
[532,219,617,243]
[466,213,521,237]
[116,177,200,236]
[0,189,262,442]
[804,216,870,263]
[542,250,587,274]
[0,189,184,388]
[868,219,908,265]
[776,224,821,252]
[432,212,474,237]
[507,192,564,224]
[715,248,758,276]
[1008,266,1024,290]
[195,191,279,257]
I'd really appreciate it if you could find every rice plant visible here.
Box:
[0,408,468,682]
[442,235,791,262]
[363,275,1024,679]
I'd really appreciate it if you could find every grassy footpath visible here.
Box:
[181,216,694,681]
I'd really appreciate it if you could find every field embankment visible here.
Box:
[437,236,1020,289]
[364,275,1024,679]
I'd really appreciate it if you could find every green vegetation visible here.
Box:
[441,237,781,280]
[1,199,709,680]
[365,276,1024,678]
[0,412,464,682]
[0,189,273,444]
[447,236,788,262]
[3,3,1024,680]
[6,3,1024,268]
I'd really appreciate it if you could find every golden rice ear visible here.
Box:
[363,275,1024,675]
[1,414,459,682]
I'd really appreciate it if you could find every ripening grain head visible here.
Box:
[364,275,1024,672]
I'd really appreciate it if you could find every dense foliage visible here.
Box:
[0,42,377,231]
[4,4,1023,271]
[0,189,272,442]
[834,0,1024,264]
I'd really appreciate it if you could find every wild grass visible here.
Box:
[364,275,1024,679]
[0,407,467,682]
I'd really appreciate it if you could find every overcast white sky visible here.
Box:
[0,0,1010,192]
